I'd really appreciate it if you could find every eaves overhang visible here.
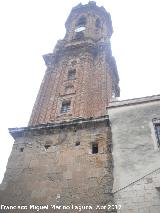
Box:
[9,115,110,139]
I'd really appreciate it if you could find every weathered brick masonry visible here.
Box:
[0,2,119,212]
[29,1,119,126]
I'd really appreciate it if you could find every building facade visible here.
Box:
[0,2,119,213]
[108,95,160,213]
[1,2,159,213]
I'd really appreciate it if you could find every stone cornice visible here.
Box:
[108,94,160,109]
[43,39,111,67]
[9,115,110,139]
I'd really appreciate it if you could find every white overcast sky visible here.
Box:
[0,0,160,183]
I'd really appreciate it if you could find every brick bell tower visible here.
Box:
[0,2,119,212]
[29,1,119,126]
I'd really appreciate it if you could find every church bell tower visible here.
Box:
[0,2,119,212]
[29,1,119,126]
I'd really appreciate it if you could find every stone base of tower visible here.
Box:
[0,116,116,212]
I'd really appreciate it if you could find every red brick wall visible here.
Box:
[29,3,119,126]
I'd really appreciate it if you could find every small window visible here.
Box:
[95,18,101,28]
[153,118,160,147]
[20,148,24,152]
[61,101,71,113]
[92,143,98,154]
[75,141,80,146]
[68,69,76,80]
[44,144,51,150]
[76,16,86,27]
